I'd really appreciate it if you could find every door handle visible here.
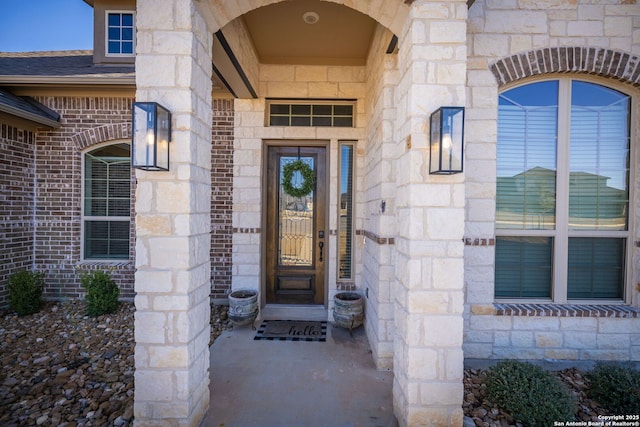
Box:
[318,241,324,262]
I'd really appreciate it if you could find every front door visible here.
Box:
[266,144,326,305]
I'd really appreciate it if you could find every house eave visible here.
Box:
[0,103,61,128]
[0,75,136,86]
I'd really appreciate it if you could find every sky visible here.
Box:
[0,0,93,52]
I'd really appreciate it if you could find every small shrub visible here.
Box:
[486,360,576,426]
[80,270,120,317]
[7,270,45,316]
[586,362,640,414]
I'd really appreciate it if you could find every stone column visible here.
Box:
[133,0,213,425]
[393,1,467,426]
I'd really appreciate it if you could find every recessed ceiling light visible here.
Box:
[303,11,319,25]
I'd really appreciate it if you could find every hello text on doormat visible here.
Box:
[254,320,327,342]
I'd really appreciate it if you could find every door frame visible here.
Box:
[261,139,330,308]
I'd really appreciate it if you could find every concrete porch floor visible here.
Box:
[204,319,396,427]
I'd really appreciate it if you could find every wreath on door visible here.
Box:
[282,159,316,198]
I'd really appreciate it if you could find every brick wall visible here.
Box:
[33,96,135,302]
[210,98,234,299]
[1,96,236,308]
[0,124,36,306]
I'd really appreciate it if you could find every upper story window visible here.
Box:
[106,11,135,56]
[495,79,631,302]
[83,143,131,260]
[268,101,355,127]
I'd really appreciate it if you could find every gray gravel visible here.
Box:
[0,300,229,427]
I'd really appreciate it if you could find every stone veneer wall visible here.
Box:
[232,63,367,297]
[362,24,400,371]
[0,124,36,307]
[464,0,640,362]
[210,99,234,300]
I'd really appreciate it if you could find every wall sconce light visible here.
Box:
[429,106,465,175]
[132,102,171,171]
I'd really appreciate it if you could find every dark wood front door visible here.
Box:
[266,145,326,305]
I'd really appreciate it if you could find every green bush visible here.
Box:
[486,360,576,426]
[80,270,120,317]
[7,270,45,316]
[586,362,640,414]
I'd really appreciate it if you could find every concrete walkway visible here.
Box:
[204,321,396,427]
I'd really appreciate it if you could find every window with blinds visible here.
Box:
[83,143,131,260]
[495,79,630,301]
[338,143,354,280]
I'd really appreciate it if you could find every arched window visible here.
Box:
[82,142,131,260]
[496,79,631,302]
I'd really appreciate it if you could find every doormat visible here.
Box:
[254,320,327,342]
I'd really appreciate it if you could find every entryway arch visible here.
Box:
[207,0,408,37]
[133,1,468,425]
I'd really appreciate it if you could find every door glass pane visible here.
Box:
[339,144,354,279]
[278,156,314,266]
[569,81,630,231]
[495,236,552,298]
[568,237,624,299]
[497,81,558,230]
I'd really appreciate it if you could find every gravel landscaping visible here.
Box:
[0,301,229,427]
[0,301,618,426]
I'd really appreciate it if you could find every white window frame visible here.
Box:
[81,141,132,261]
[495,76,635,305]
[105,10,136,57]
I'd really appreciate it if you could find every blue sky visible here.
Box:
[0,0,93,52]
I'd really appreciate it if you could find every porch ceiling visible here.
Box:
[241,1,377,66]
[211,0,476,98]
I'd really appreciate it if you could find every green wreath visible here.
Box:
[282,159,316,198]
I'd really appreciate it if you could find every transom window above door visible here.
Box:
[267,100,355,127]
[495,79,631,303]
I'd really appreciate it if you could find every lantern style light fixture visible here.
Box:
[429,106,465,175]
[132,102,171,171]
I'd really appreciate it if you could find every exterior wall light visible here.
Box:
[132,102,171,171]
[429,106,465,175]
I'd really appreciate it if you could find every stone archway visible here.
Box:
[207,0,408,36]
[133,0,469,425]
